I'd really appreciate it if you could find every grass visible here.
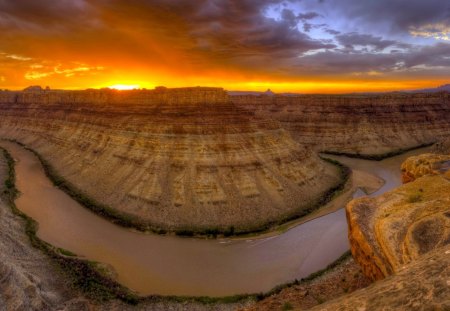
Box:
[5,139,351,238]
[322,142,435,161]
[0,144,354,305]
[282,302,294,310]
[407,193,423,203]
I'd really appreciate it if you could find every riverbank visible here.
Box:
[0,145,256,309]
[231,169,384,241]
[0,143,430,310]
[0,141,353,298]
[322,142,435,161]
[239,255,371,311]
[5,139,352,238]
[0,146,370,310]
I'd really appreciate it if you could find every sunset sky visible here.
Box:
[0,0,449,93]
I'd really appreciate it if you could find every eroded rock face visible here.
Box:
[0,87,340,233]
[232,92,450,156]
[401,153,450,183]
[347,153,450,281]
[310,244,450,311]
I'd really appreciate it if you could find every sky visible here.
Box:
[0,0,449,93]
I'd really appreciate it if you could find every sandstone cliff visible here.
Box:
[0,87,341,233]
[232,92,450,156]
[401,153,450,183]
[347,151,450,281]
[310,244,450,310]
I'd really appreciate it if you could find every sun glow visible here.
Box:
[108,84,140,90]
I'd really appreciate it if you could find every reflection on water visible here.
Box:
[1,142,429,296]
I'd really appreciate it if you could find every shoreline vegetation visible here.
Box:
[321,142,435,161]
[4,139,351,238]
[0,143,353,305]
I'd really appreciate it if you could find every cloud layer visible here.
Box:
[0,0,449,91]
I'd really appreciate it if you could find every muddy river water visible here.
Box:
[0,142,429,297]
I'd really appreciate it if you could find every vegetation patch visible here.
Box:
[407,193,423,203]
[322,142,435,161]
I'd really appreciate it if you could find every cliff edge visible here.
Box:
[0,87,341,234]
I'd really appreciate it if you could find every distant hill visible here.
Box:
[409,84,450,93]
[228,89,302,96]
[228,89,275,96]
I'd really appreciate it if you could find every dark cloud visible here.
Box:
[298,12,320,20]
[296,41,450,76]
[310,0,450,36]
[324,28,340,35]
[303,22,313,32]
[0,0,96,32]
[101,1,332,57]
[0,0,335,71]
[335,32,398,51]
[0,0,448,89]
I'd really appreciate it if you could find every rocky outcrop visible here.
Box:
[308,149,450,310]
[401,153,450,183]
[347,152,450,281]
[232,92,450,156]
[310,244,450,311]
[0,87,341,233]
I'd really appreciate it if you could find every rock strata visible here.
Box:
[232,92,450,156]
[347,152,450,281]
[0,87,340,233]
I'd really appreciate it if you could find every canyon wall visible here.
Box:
[232,92,450,155]
[0,87,340,233]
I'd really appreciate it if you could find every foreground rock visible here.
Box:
[347,162,450,281]
[238,255,371,311]
[401,153,450,183]
[0,87,340,234]
[310,244,450,310]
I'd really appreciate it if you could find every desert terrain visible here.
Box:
[0,87,448,311]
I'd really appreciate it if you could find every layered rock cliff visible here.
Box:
[232,92,450,156]
[0,87,341,233]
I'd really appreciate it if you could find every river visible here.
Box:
[0,141,429,297]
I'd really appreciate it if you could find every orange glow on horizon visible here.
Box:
[0,2,448,94]
[108,84,141,90]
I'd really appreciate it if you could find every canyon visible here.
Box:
[1,87,449,234]
[0,87,341,234]
[233,92,450,156]
[0,87,449,310]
